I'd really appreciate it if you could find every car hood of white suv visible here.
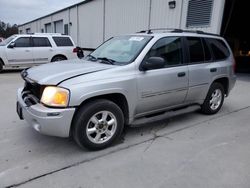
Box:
[23,59,114,85]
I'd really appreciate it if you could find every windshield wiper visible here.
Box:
[97,57,116,65]
[86,54,97,61]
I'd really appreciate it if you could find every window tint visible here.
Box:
[187,37,204,63]
[53,37,73,47]
[15,37,31,47]
[202,38,212,61]
[33,37,51,47]
[207,38,230,60]
[145,37,182,67]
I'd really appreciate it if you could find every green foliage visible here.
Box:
[0,21,18,38]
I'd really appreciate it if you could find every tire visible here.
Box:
[51,56,67,62]
[201,82,225,115]
[0,60,3,72]
[73,99,124,150]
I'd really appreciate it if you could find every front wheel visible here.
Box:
[201,83,225,114]
[0,61,3,72]
[73,99,124,150]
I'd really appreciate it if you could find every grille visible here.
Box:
[186,0,214,27]
[23,81,44,100]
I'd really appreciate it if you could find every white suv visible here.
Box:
[0,33,78,71]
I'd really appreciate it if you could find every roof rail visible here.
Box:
[137,28,180,34]
[137,28,220,36]
[32,33,62,35]
[172,29,220,36]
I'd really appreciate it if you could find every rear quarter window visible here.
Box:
[207,38,230,61]
[52,37,73,47]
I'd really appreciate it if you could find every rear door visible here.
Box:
[32,37,53,64]
[52,36,76,59]
[185,37,214,103]
[136,36,189,116]
[6,37,33,66]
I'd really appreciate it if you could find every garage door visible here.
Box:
[45,23,52,33]
[54,20,63,34]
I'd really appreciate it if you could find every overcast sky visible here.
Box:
[0,0,83,25]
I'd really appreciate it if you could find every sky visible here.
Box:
[0,0,83,25]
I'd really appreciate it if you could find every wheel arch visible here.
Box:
[51,54,67,62]
[70,93,129,137]
[0,57,4,65]
[212,77,229,96]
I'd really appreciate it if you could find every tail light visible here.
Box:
[73,48,78,53]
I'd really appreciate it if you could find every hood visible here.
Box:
[23,59,113,85]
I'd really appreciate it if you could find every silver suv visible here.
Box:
[16,29,236,150]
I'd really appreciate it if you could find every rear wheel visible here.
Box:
[51,56,67,62]
[73,99,124,150]
[201,83,225,114]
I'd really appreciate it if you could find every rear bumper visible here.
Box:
[17,88,75,138]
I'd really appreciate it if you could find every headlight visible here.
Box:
[41,86,70,107]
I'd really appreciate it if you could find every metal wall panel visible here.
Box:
[69,6,78,45]
[39,17,52,33]
[150,0,183,29]
[18,0,225,46]
[104,0,150,40]
[78,0,104,48]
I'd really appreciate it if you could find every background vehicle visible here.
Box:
[0,33,78,71]
[17,29,236,150]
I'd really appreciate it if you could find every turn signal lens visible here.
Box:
[41,86,69,107]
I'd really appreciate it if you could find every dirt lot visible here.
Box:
[0,71,250,188]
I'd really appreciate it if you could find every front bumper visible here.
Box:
[17,88,75,138]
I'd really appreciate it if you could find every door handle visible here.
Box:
[25,50,30,52]
[177,72,186,77]
[210,68,217,72]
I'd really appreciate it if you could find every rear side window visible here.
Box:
[15,37,31,47]
[207,38,230,61]
[187,37,204,63]
[33,37,51,47]
[52,37,73,47]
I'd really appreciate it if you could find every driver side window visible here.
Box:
[145,37,183,67]
[14,37,31,48]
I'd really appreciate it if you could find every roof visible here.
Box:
[18,0,94,27]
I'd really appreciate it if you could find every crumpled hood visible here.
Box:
[24,59,113,85]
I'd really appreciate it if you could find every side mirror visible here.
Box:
[140,57,165,71]
[8,42,15,48]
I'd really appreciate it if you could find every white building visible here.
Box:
[18,0,226,49]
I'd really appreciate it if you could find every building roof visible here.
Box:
[18,0,93,27]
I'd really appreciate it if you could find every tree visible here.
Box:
[0,20,18,38]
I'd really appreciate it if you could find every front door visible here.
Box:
[6,37,33,66]
[136,37,188,116]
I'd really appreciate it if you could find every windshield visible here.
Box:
[0,35,17,46]
[86,35,152,65]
